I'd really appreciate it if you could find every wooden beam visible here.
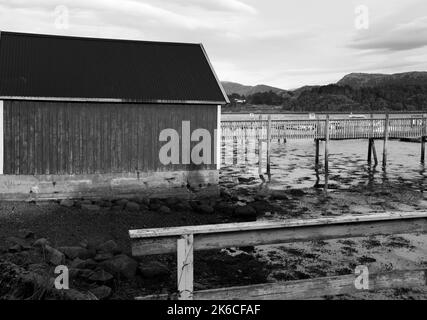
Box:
[0,100,3,175]
[136,269,427,300]
[130,212,427,256]
[177,234,194,300]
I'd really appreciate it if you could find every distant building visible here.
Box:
[0,31,228,200]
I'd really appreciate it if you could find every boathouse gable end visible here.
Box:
[0,32,228,200]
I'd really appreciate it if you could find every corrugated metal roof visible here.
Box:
[0,31,229,104]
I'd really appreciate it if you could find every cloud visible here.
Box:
[0,0,216,30]
[349,15,427,51]
[169,0,257,15]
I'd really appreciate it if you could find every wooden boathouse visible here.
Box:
[0,31,229,200]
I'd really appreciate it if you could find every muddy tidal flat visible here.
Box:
[0,139,427,299]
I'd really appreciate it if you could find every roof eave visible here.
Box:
[0,96,227,105]
[199,43,230,104]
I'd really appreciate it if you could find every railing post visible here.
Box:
[177,234,194,300]
[324,114,330,191]
[382,113,389,169]
[267,115,271,177]
[368,114,373,164]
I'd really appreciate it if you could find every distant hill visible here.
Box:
[223,71,427,112]
[337,71,427,88]
[221,81,288,96]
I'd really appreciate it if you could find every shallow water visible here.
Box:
[220,139,427,191]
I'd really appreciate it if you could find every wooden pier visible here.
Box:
[221,114,427,188]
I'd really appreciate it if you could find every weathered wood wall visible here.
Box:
[3,100,217,175]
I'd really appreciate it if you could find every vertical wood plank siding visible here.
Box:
[3,100,217,175]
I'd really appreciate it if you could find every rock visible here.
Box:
[45,245,65,265]
[8,244,22,252]
[269,191,289,201]
[125,201,140,211]
[289,189,305,197]
[88,269,114,283]
[100,254,138,279]
[6,236,28,247]
[234,205,257,218]
[97,240,120,254]
[159,205,171,214]
[139,261,170,278]
[81,199,93,205]
[94,253,114,262]
[111,205,122,211]
[250,200,273,214]
[65,289,98,300]
[60,199,75,207]
[71,258,98,270]
[175,201,192,211]
[58,246,91,260]
[197,204,214,214]
[22,230,35,239]
[81,204,101,211]
[214,202,236,215]
[89,285,112,300]
[99,200,113,208]
[33,238,49,248]
[149,202,162,211]
[115,199,129,207]
[165,198,179,206]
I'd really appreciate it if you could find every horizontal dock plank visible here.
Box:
[130,212,427,256]
[137,269,427,300]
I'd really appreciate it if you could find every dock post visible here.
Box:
[177,234,194,300]
[422,115,426,164]
[324,114,330,191]
[315,139,320,168]
[258,140,264,181]
[382,113,389,169]
[266,115,271,177]
[368,114,373,164]
[368,138,372,164]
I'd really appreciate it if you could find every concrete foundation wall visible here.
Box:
[0,170,218,201]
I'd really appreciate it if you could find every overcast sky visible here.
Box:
[1,0,427,89]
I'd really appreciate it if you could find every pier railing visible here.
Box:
[221,117,426,141]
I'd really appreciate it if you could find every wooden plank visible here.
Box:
[137,269,427,300]
[0,101,3,174]
[130,212,427,256]
[177,234,194,300]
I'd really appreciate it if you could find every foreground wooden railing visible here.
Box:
[130,211,427,300]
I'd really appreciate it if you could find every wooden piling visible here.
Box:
[258,140,264,181]
[324,115,330,191]
[422,115,426,164]
[266,115,271,177]
[315,139,320,168]
[372,140,378,166]
[382,113,389,169]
